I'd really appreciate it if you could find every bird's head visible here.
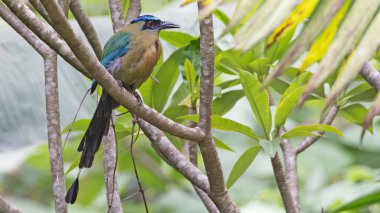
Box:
[130,15,180,32]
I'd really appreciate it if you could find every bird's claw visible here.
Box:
[132,90,143,106]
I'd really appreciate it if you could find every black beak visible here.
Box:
[160,21,180,30]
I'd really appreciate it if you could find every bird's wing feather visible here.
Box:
[91,32,131,93]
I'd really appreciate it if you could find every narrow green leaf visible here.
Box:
[248,57,270,76]
[240,70,272,139]
[259,138,281,158]
[333,190,380,212]
[163,105,189,122]
[280,131,322,139]
[169,83,189,107]
[213,137,235,152]
[65,155,80,175]
[180,114,259,140]
[139,55,163,107]
[281,124,343,139]
[152,49,183,112]
[275,87,304,128]
[213,8,230,26]
[62,119,90,133]
[184,58,196,99]
[226,145,261,188]
[212,90,244,115]
[160,31,196,48]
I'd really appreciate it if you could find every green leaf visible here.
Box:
[169,83,189,107]
[213,137,235,152]
[152,49,183,112]
[275,87,304,128]
[343,83,377,103]
[62,119,90,133]
[281,124,343,139]
[139,55,163,107]
[163,105,189,122]
[180,114,259,140]
[259,138,281,158]
[65,155,80,175]
[212,90,244,115]
[184,58,196,99]
[340,104,373,133]
[240,70,272,139]
[266,27,296,63]
[248,57,270,76]
[213,8,230,26]
[333,190,380,212]
[226,145,261,188]
[160,31,196,48]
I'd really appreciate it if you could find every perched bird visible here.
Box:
[65,15,179,204]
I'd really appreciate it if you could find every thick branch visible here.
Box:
[0,2,48,56]
[360,62,380,91]
[28,0,52,24]
[0,196,22,213]
[271,154,297,213]
[295,105,339,154]
[70,0,103,59]
[125,0,141,23]
[138,119,210,192]
[36,0,204,141]
[44,53,67,213]
[197,2,238,212]
[2,0,89,78]
[108,0,125,32]
[102,114,123,212]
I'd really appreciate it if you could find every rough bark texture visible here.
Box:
[125,0,141,23]
[70,0,103,59]
[44,53,67,213]
[108,0,125,32]
[28,0,52,24]
[0,196,23,213]
[102,114,123,213]
[360,62,380,91]
[196,1,239,212]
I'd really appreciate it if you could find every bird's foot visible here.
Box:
[116,80,123,91]
[132,90,143,106]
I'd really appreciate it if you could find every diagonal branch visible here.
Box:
[108,0,125,32]
[2,0,89,78]
[360,62,380,91]
[0,196,22,213]
[28,0,52,24]
[70,0,103,59]
[34,0,205,142]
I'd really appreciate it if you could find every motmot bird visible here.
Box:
[65,15,179,204]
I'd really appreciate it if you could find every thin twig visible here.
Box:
[295,105,339,154]
[0,196,22,213]
[131,120,149,213]
[70,0,103,59]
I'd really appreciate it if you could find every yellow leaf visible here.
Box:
[268,0,320,46]
[300,0,352,71]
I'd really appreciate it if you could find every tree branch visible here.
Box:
[28,0,52,24]
[196,2,238,212]
[108,0,125,32]
[102,114,123,212]
[360,62,380,91]
[271,154,297,213]
[138,119,210,192]
[295,105,339,154]
[125,0,141,23]
[0,196,22,213]
[70,0,103,59]
[2,0,90,78]
[0,2,48,56]
[44,52,67,213]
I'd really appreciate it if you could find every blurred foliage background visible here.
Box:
[1,0,380,212]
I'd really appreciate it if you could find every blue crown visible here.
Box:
[131,15,160,24]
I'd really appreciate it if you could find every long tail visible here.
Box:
[66,92,114,204]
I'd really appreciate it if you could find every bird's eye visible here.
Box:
[147,21,158,27]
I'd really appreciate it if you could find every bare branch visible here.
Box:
[0,2,48,56]
[102,114,123,212]
[58,0,70,16]
[196,1,238,212]
[2,0,90,78]
[108,0,125,32]
[125,0,141,23]
[0,196,22,213]
[70,0,103,59]
[360,62,380,91]
[295,105,339,154]
[138,119,210,192]
[28,0,52,24]
[271,154,297,213]
[280,135,299,212]
[44,53,67,212]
